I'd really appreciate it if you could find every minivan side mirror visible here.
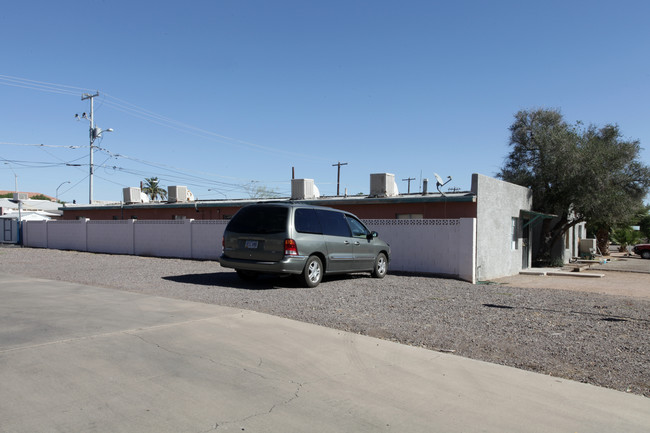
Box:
[367,231,379,240]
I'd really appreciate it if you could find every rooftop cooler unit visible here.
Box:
[168,186,188,203]
[12,193,28,201]
[123,187,141,204]
[370,173,399,197]
[291,179,320,200]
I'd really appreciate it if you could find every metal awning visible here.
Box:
[521,210,557,229]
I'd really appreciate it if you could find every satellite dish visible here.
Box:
[434,173,452,196]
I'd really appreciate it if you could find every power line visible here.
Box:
[0,74,328,162]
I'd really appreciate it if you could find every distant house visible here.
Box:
[0,198,62,244]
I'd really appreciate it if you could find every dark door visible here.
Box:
[522,219,530,269]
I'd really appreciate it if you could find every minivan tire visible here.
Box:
[302,255,323,288]
[371,252,388,278]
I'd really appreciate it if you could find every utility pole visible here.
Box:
[402,177,416,194]
[332,161,348,196]
[81,92,99,204]
[77,92,112,204]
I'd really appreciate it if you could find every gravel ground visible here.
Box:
[2,246,649,398]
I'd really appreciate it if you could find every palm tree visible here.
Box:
[142,177,167,201]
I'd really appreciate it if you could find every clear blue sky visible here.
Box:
[1,0,649,203]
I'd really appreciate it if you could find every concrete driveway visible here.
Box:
[1,274,648,433]
[493,254,650,299]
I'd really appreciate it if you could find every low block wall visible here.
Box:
[365,218,475,282]
[191,220,229,260]
[87,220,135,255]
[47,220,87,252]
[23,218,476,282]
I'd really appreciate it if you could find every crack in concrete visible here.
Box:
[211,380,304,431]
[125,334,306,432]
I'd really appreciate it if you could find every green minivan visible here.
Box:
[219,202,390,287]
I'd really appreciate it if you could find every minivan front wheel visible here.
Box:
[371,252,387,278]
[302,256,323,288]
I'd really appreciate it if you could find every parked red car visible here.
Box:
[632,243,650,259]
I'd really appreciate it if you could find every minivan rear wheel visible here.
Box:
[371,252,387,278]
[302,256,323,288]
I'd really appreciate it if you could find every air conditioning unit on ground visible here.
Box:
[168,186,188,203]
[291,179,320,200]
[579,238,597,256]
[123,187,141,204]
[13,193,28,201]
[370,173,399,197]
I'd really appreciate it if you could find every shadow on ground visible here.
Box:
[163,271,372,290]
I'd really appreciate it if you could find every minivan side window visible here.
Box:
[295,208,322,234]
[316,210,351,237]
[226,206,288,234]
[346,215,369,238]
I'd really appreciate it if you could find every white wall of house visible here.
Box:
[23,218,477,283]
[472,174,533,281]
[557,221,588,262]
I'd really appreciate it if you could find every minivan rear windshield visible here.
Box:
[226,206,288,234]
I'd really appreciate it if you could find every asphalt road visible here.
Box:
[1,273,649,433]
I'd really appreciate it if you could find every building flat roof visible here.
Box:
[62,192,476,211]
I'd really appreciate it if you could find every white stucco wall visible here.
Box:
[87,220,135,255]
[46,220,88,251]
[472,174,533,281]
[23,217,476,282]
[134,220,193,258]
[191,220,228,260]
[23,220,48,247]
[365,218,476,283]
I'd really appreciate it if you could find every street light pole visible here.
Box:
[4,162,17,192]
[208,189,228,199]
[56,181,71,203]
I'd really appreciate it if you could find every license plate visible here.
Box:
[245,240,258,249]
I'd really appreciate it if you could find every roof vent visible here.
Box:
[370,173,399,197]
[291,179,320,200]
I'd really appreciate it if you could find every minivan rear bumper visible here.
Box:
[218,254,308,275]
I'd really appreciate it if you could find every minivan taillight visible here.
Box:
[284,239,298,256]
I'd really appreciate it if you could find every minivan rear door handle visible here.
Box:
[343,240,350,245]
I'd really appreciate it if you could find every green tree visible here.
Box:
[142,177,167,201]
[610,226,642,251]
[30,194,52,201]
[498,108,650,259]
